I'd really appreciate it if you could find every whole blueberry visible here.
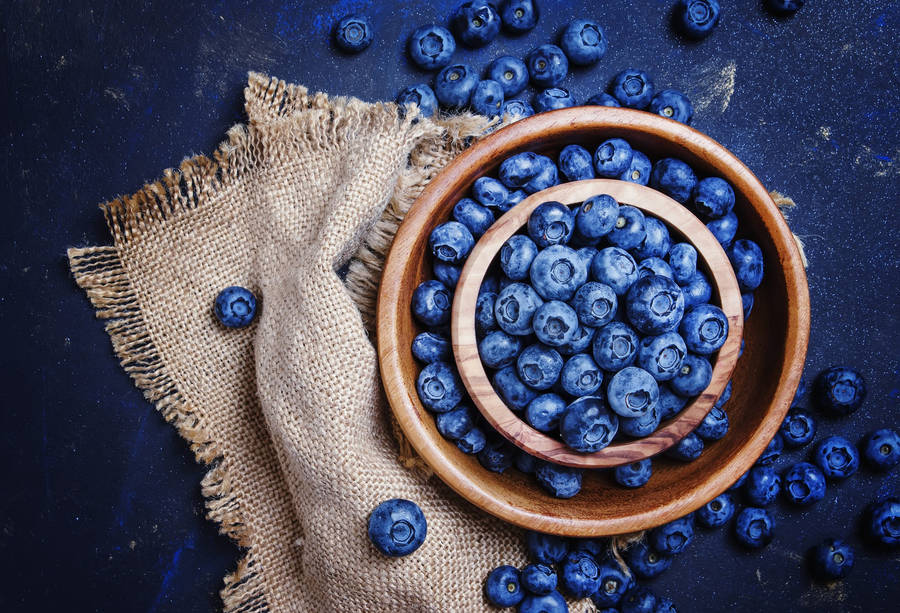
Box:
[624,541,672,579]
[499,0,540,34]
[650,516,694,555]
[866,499,900,547]
[503,189,528,212]
[669,353,712,396]
[813,435,860,479]
[526,44,569,88]
[481,275,501,295]
[535,462,584,498]
[526,393,567,432]
[561,549,601,598]
[695,406,729,441]
[620,150,653,185]
[451,1,501,47]
[810,539,855,581]
[471,79,505,117]
[494,365,539,411]
[474,176,511,209]
[570,282,617,328]
[591,560,633,607]
[556,145,596,182]
[676,0,721,39]
[587,92,621,107]
[706,211,739,249]
[333,14,373,53]
[456,426,487,454]
[500,235,538,280]
[592,321,640,371]
[499,152,559,193]
[657,383,688,420]
[479,330,523,368]
[679,270,712,309]
[435,404,475,440]
[478,437,516,473]
[534,87,577,112]
[521,563,557,595]
[500,99,535,120]
[620,405,661,437]
[608,205,647,251]
[485,565,524,607]
[782,461,826,506]
[558,324,596,356]
[429,221,474,264]
[814,366,867,417]
[649,158,697,204]
[518,591,568,613]
[528,202,574,249]
[633,216,671,260]
[576,194,619,240]
[515,449,539,473]
[637,332,687,381]
[453,197,494,237]
[649,89,694,124]
[626,274,685,335]
[756,432,784,466]
[531,246,588,301]
[214,286,258,328]
[412,279,452,326]
[495,282,544,335]
[696,492,735,528]
[610,69,655,109]
[434,63,479,108]
[433,261,461,288]
[679,304,728,355]
[668,243,697,285]
[734,507,774,548]
[560,19,608,66]
[620,585,659,613]
[607,366,659,418]
[407,25,455,69]
[691,177,734,220]
[615,459,653,488]
[744,465,781,506]
[779,410,817,448]
[560,395,617,451]
[487,55,529,97]
[412,331,451,363]
[526,531,569,564]
[594,138,635,178]
[766,0,804,14]
[367,498,427,557]
[728,239,764,291]
[666,431,704,461]
[396,84,439,118]
[416,361,463,412]
[591,247,638,295]
[532,300,580,347]
[638,257,674,280]
[862,428,900,470]
[560,353,604,397]
[518,343,564,390]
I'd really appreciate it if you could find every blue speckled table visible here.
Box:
[2,1,898,611]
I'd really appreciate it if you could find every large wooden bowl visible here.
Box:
[453,179,743,468]
[377,107,810,536]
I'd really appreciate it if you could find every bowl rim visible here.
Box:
[377,107,810,535]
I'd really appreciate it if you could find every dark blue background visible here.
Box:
[2,1,898,611]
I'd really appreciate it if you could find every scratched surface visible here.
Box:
[2,1,898,611]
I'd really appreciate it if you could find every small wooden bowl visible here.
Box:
[452,179,743,468]
[377,108,810,536]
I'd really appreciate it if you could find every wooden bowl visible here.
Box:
[452,179,743,468]
[377,108,810,536]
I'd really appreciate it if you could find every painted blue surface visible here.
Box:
[2,1,898,611]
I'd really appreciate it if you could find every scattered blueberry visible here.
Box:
[560,19,608,66]
[521,563,558,595]
[367,498,427,557]
[526,531,569,564]
[813,435,860,479]
[396,83,439,118]
[560,549,601,598]
[745,465,781,506]
[407,25,455,69]
[676,0,721,39]
[214,286,257,328]
[518,591,568,613]
[650,516,694,555]
[526,44,569,88]
[696,493,735,528]
[624,541,672,579]
[620,585,659,613]
[333,14,373,53]
[809,539,855,581]
[766,0,804,14]
[734,506,775,548]
[471,79,505,117]
[587,92,621,107]
[866,499,900,547]
[615,459,653,488]
[485,565,524,607]
[755,432,784,466]
[591,560,633,607]
[488,55,529,97]
[434,63,479,108]
[451,1,501,47]
[534,87,577,112]
[814,366,867,417]
[861,428,900,470]
[610,69,655,109]
[499,0,540,34]
[500,99,535,120]
[779,410,817,448]
[649,89,694,124]
[782,461,826,506]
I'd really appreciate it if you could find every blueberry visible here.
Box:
[866,499,900,547]
[620,150,653,185]
[649,158,697,204]
[487,55,529,97]
[813,435,860,479]
[693,406,728,441]
[561,549,601,598]
[744,465,781,506]
[560,19,608,66]
[473,178,509,212]
[456,426,487,453]
[624,541,672,579]
[676,0,721,39]
[734,507,774,548]
[679,271,712,309]
[637,332,687,381]
[481,275,501,295]
[592,321,640,371]
[528,201,575,249]
[714,380,732,409]
[560,353,604,397]
[521,563,558,596]
[532,300,580,347]
[526,44,569,88]
[781,461,827,506]
[650,516,694,555]
[576,194,620,240]
[500,99,535,119]
[333,14,373,53]
[416,361,463,412]
[730,470,749,490]
[433,261,461,288]
[691,177,734,220]
[526,531,569,564]
[779,410,817,448]
[557,145,595,182]
[574,538,606,558]
[638,257,674,280]
[742,292,754,319]
[649,89,694,124]
[696,493,735,528]
[591,247,638,295]
[368,498,427,557]
[706,211,738,249]
[620,585,659,613]
[607,366,659,418]
[591,560,633,607]
[517,343,564,390]
[594,138,635,178]
[626,275,685,335]
[669,353,712,396]
[407,25,455,69]
[666,431,704,461]
[608,205,647,251]
[499,0,540,34]
[530,246,588,301]
[620,405,661,438]
[657,384,688,420]
[495,282,544,335]
[429,221,474,264]
[633,216,671,259]
[412,331,451,363]
[571,282,617,328]
[615,459,653,488]
[494,365,539,411]
[434,404,475,440]
[485,565,524,607]
[587,93,621,107]
[610,69,655,109]
[766,0,804,14]
[535,462,583,498]
[479,330,523,368]
[501,235,539,280]
[728,239,764,291]
[518,591,568,613]
[434,63,479,108]
[756,432,784,466]
[679,304,728,355]
[412,279,452,326]
[557,324,596,356]
[451,1,500,47]
[534,87,577,112]
[814,366,867,417]
[396,83,439,118]
[668,243,697,285]
[862,429,900,470]
[810,538,854,581]
[471,79,505,117]
[515,449,539,473]
[453,197,495,237]
[793,377,809,406]
[525,393,567,432]
[560,395,617,451]
[214,286,257,328]
[478,437,516,473]
[499,152,559,193]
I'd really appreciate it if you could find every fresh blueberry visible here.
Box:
[407,25,455,69]
[862,429,900,470]
[501,189,528,213]
[485,565,524,607]
[706,211,738,249]
[561,550,601,598]
[649,158,697,204]
[676,0,721,39]
[214,286,257,328]
[499,0,540,34]
[515,449,539,473]
[734,507,774,548]
[557,324,596,356]
[526,393,568,432]
[695,406,729,441]
[333,14,373,53]
[668,243,697,285]
[649,89,694,124]
[495,282,544,335]
[810,538,854,581]
[691,177,734,220]
[367,498,426,556]
[435,405,475,440]
[755,432,784,466]
[814,366,867,417]
[679,304,728,355]
[730,470,749,490]
[487,55,529,97]
[624,541,672,579]
[526,531,569,564]
[696,493,735,528]
[620,585,659,613]
[518,343,564,390]
[728,239,764,291]
[534,87,577,112]
[620,150,652,185]
[526,44,569,88]
[478,437,516,473]
[782,461,826,506]
[481,275,501,295]
[500,235,538,280]
[557,145,596,182]
[666,431,704,461]
[575,194,619,241]
[456,425,487,453]
[570,282,617,328]
[594,138,635,178]
[471,79,505,116]
[412,331,451,363]
[679,271,712,309]
[813,435,860,479]
[587,92,621,107]
[607,366,659,418]
[633,216,671,259]
[766,0,804,14]
[591,247,638,295]
[779,410,817,448]
[608,205,647,251]
[669,353,712,396]
[657,384,688,420]
[742,292,754,318]
[744,465,781,506]
[615,459,653,488]
[532,300,580,347]
[535,461,583,498]
[530,246,588,301]
[866,499,900,547]
[626,274,685,335]
[433,261,461,288]
[638,257,674,280]
[620,405,661,437]
[479,330,523,368]
[521,563,557,596]
[637,332,687,381]
[518,591,568,613]
[416,361,463,412]
[560,395,617,451]
[434,63,479,108]
[592,321,640,371]
[559,353,604,397]
[429,221,475,264]
[451,1,501,47]
[453,198,494,239]
[591,559,633,607]
[494,365,539,411]
[528,201,575,249]
[650,516,694,555]
[560,19,608,66]
[574,246,600,268]
[500,99,535,120]
[412,279,452,326]
[471,179,509,212]
[499,152,559,193]
[396,83,439,118]
[610,69,655,109]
